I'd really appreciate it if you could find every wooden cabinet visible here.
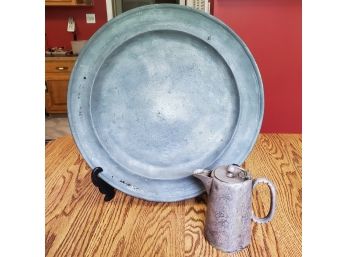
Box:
[45,57,76,114]
[46,0,73,4]
[45,0,93,6]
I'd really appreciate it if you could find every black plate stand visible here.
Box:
[91,167,116,201]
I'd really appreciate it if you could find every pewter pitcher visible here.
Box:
[193,164,276,253]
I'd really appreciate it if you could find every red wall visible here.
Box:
[45,0,302,133]
[214,0,302,133]
[45,1,107,49]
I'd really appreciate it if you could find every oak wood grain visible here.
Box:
[46,134,302,257]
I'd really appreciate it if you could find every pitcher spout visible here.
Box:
[193,169,213,195]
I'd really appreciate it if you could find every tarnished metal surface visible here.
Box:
[68,4,264,202]
[193,165,276,253]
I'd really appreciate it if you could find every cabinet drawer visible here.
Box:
[45,60,75,73]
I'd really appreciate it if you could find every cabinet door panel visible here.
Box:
[45,80,68,113]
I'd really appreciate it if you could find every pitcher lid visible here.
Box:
[213,164,251,183]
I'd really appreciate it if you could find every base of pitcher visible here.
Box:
[207,240,249,253]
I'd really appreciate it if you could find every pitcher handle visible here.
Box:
[251,178,276,224]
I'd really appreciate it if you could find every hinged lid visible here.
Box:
[214,165,251,184]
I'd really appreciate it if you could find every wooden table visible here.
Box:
[46,134,302,257]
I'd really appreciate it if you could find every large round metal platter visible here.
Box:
[68,4,264,202]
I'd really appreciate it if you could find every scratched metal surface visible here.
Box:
[68,4,264,202]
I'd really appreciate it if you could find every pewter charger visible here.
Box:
[68,5,264,202]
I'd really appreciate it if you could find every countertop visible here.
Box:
[45,134,302,257]
[45,55,77,61]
